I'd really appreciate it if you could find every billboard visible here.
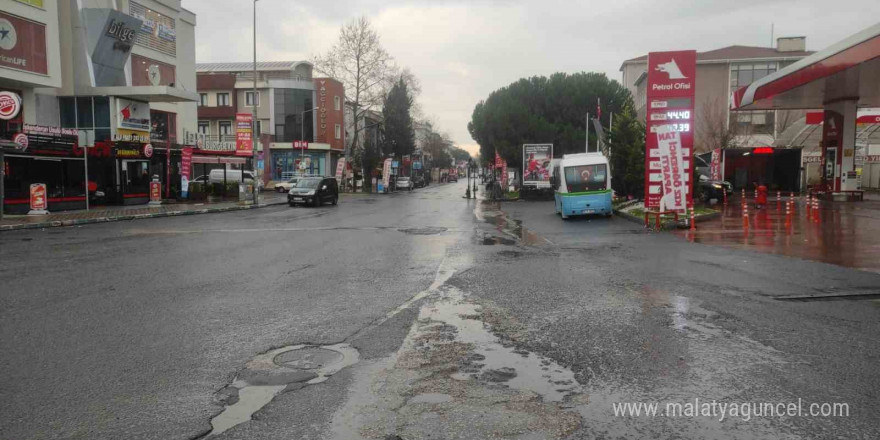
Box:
[644,50,696,210]
[0,11,48,75]
[116,98,150,132]
[523,144,552,187]
[235,113,254,157]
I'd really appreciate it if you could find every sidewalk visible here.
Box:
[0,192,288,231]
[675,194,880,273]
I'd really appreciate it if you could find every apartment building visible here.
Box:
[195,62,346,182]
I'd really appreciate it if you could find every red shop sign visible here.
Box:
[150,181,161,202]
[30,183,47,211]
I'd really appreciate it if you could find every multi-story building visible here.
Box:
[195,62,346,183]
[620,37,814,190]
[1,0,199,213]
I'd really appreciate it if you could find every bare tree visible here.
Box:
[313,17,394,182]
[696,96,753,152]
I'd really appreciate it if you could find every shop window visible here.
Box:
[94,97,110,128]
[217,93,230,106]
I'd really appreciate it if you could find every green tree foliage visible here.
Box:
[468,72,631,167]
[606,100,645,198]
[382,77,416,158]
[449,147,472,162]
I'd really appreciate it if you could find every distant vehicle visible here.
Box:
[288,177,338,207]
[412,175,426,188]
[551,153,612,219]
[447,173,458,183]
[195,169,262,190]
[397,176,414,191]
[275,177,299,193]
[698,174,733,202]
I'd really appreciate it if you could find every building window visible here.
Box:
[199,93,207,106]
[730,110,775,135]
[246,91,260,107]
[729,63,777,95]
[334,96,341,111]
[58,96,112,143]
[217,93,230,106]
[335,124,341,140]
[273,88,314,142]
[219,121,232,135]
[198,121,209,134]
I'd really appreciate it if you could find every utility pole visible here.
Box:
[585,112,590,153]
[252,0,259,203]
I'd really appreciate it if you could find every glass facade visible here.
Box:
[59,96,111,142]
[274,89,314,143]
[271,151,325,180]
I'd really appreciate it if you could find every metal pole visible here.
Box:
[585,112,590,153]
[0,149,4,220]
[252,0,258,203]
[83,131,89,209]
[72,14,87,211]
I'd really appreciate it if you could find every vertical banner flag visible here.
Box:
[645,50,696,209]
[655,126,687,211]
[235,113,254,157]
[180,146,193,198]
[710,149,722,181]
[335,158,346,181]
[523,144,553,188]
[382,158,393,192]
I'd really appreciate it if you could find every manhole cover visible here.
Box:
[274,347,344,369]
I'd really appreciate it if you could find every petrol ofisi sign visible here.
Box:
[645,50,696,210]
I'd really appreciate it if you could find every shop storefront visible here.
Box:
[270,149,326,179]
[2,126,86,214]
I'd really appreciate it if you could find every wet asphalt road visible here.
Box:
[1,181,879,439]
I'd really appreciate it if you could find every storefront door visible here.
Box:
[120,159,150,203]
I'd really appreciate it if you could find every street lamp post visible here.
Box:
[252,0,259,204]
[301,107,318,175]
[465,158,472,199]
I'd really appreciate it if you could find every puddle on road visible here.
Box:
[475,201,550,246]
[205,343,359,437]
[329,286,583,440]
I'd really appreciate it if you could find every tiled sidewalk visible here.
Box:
[0,193,288,231]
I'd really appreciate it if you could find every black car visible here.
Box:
[697,175,733,202]
[412,175,426,188]
[288,177,339,207]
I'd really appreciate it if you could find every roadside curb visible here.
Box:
[0,199,288,232]
[613,208,722,230]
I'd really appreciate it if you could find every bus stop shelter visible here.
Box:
[731,23,880,199]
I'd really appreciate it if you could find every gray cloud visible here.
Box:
[186,0,880,154]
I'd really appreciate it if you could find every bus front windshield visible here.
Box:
[564,164,607,192]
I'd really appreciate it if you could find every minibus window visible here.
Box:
[564,164,606,192]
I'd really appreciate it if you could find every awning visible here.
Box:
[773,113,880,154]
[88,85,200,103]
[732,23,880,110]
[192,155,246,164]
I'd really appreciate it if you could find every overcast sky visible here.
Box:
[186,0,879,156]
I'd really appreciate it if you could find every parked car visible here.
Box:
[397,176,414,191]
[288,177,338,207]
[412,175,426,188]
[447,174,458,183]
[697,174,733,202]
[275,177,298,193]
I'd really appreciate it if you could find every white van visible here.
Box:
[191,169,262,190]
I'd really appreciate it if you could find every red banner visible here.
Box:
[30,183,47,211]
[235,113,253,157]
[645,50,696,209]
[710,149,721,181]
[150,181,161,202]
[181,146,193,178]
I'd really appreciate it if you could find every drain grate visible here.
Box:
[775,292,880,302]
[274,347,344,369]
[398,227,447,235]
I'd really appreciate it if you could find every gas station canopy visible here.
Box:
[732,23,880,111]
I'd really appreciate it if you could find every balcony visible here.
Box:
[197,105,236,119]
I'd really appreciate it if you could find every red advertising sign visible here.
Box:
[645,50,696,209]
[857,114,880,124]
[150,181,161,202]
[235,113,254,157]
[29,183,47,211]
[13,132,28,151]
[180,146,193,178]
[710,148,721,181]
[143,143,153,158]
[0,12,48,75]
[0,91,22,120]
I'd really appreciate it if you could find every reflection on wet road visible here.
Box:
[676,196,880,273]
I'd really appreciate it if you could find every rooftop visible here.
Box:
[196,61,312,73]
[620,45,815,68]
